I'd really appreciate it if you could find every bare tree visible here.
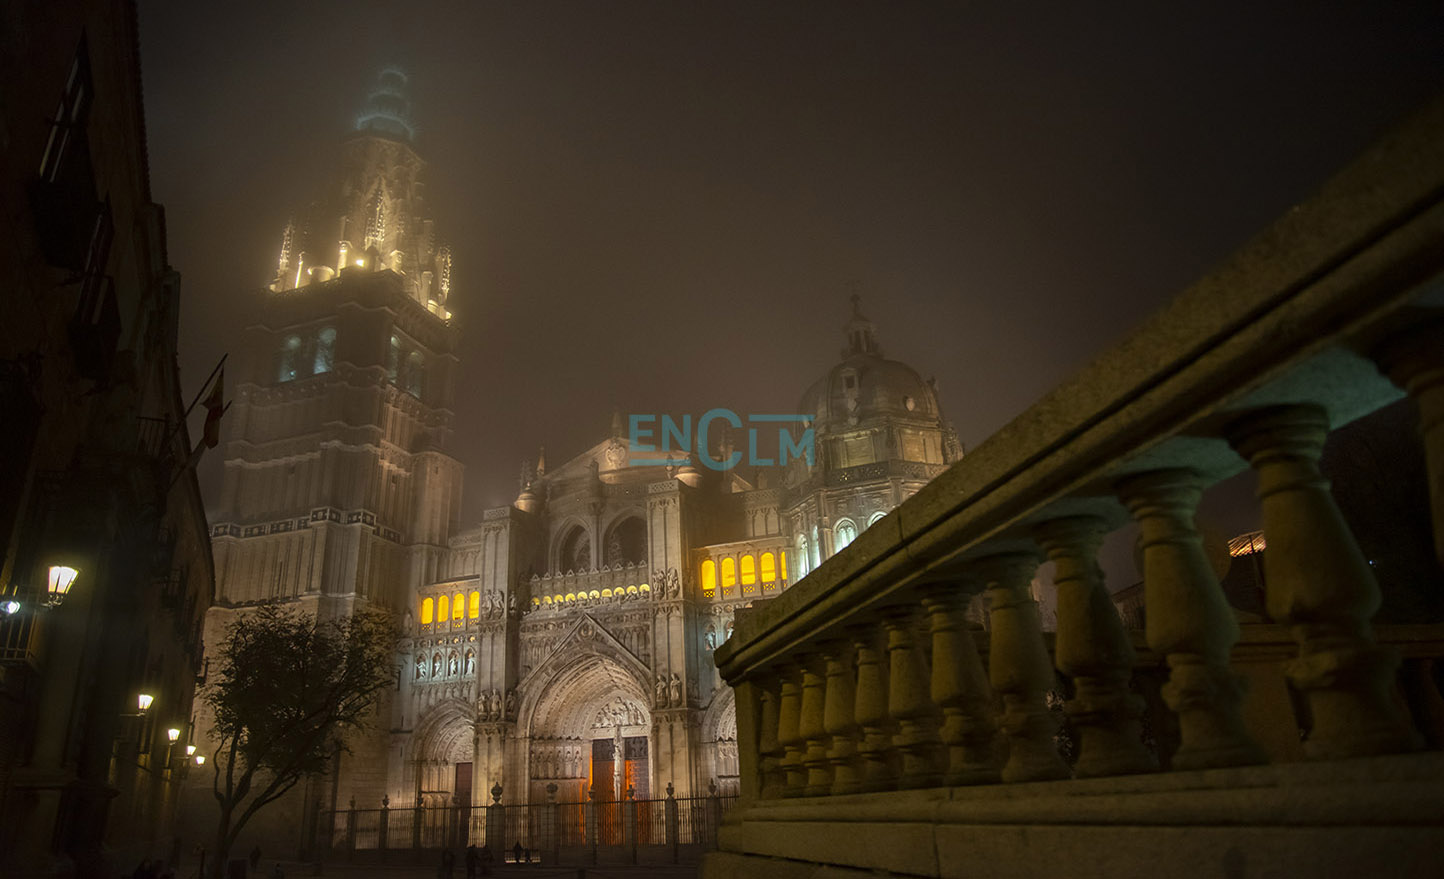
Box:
[203,605,394,877]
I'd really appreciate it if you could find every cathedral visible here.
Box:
[192,70,961,840]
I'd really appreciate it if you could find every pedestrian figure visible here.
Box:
[478,846,493,877]
[464,844,479,879]
[512,841,524,864]
[438,847,454,879]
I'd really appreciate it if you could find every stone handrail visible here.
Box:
[713,94,1444,811]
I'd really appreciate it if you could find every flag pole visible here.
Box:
[183,353,228,420]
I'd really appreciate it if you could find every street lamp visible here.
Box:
[194,755,205,766]
[186,745,197,757]
[0,600,18,615]
[137,693,154,713]
[167,728,181,744]
[46,565,78,607]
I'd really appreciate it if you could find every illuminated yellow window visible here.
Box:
[421,597,434,625]
[701,560,716,594]
[781,551,788,580]
[741,555,756,585]
[452,592,464,621]
[721,558,736,590]
[437,595,449,622]
[468,591,480,619]
[761,552,776,583]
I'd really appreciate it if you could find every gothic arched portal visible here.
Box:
[517,640,652,806]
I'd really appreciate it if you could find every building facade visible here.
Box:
[0,2,215,877]
[190,72,960,852]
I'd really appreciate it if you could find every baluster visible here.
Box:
[1227,404,1422,757]
[1036,516,1156,777]
[1118,469,1266,769]
[1375,319,1444,570]
[799,654,833,795]
[821,639,862,795]
[883,603,943,788]
[849,624,895,791]
[978,552,1070,782]
[757,676,783,798]
[776,665,807,796]
[921,581,999,785]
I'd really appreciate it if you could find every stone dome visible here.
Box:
[796,298,942,433]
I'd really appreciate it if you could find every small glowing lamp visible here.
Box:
[137,693,155,713]
[1,600,19,615]
[186,745,197,757]
[194,755,205,766]
[167,728,181,744]
[354,259,365,267]
[47,565,78,605]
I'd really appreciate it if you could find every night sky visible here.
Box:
[139,1,1444,525]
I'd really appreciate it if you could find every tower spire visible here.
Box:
[843,295,881,357]
[355,66,415,142]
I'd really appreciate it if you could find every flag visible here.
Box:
[202,366,225,448]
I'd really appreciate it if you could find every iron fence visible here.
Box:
[321,789,736,863]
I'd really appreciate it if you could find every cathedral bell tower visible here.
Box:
[209,65,463,617]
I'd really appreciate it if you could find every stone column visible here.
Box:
[1036,516,1156,777]
[1118,469,1266,769]
[921,581,998,785]
[882,603,943,788]
[775,666,807,796]
[1228,404,1421,758]
[1375,319,1444,570]
[978,553,1070,782]
[821,639,862,795]
[798,655,833,795]
[849,624,895,791]
[756,676,784,799]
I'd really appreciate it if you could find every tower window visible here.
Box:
[701,560,716,595]
[760,552,776,584]
[835,519,857,552]
[278,335,302,382]
[405,350,424,397]
[740,554,756,585]
[387,334,401,383]
[313,326,336,374]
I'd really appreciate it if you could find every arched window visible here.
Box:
[420,597,434,625]
[603,516,648,567]
[405,350,424,397]
[835,519,857,552]
[795,535,809,579]
[760,552,776,583]
[452,592,464,621]
[278,335,302,382]
[701,560,716,594]
[437,594,449,623]
[468,591,480,619]
[313,326,336,374]
[868,511,887,528]
[721,558,736,590]
[558,525,591,573]
[811,526,821,569]
[387,334,401,383]
[740,555,756,585]
[780,551,788,580]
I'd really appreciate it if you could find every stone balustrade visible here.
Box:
[706,96,1444,879]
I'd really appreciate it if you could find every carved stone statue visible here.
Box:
[464,652,475,676]
[448,654,459,676]
[655,674,668,707]
[705,625,717,652]
[508,592,518,614]
[415,655,426,680]
[432,654,442,677]
[669,673,682,706]
[505,689,517,717]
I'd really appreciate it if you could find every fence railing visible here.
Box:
[321,786,735,863]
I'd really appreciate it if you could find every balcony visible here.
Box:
[706,98,1444,878]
